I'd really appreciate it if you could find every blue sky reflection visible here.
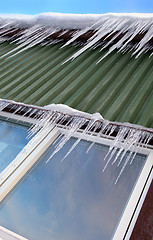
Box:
[0,120,29,173]
[0,137,146,240]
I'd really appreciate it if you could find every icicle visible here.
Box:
[103,126,129,165]
[61,15,153,63]
[61,29,84,48]
[0,13,152,61]
[86,120,111,153]
[114,129,144,184]
[63,27,112,64]
[58,29,69,37]
[10,28,59,57]
[46,116,88,163]
[86,122,102,153]
[102,124,153,183]
[12,105,23,115]
[0,101,10,111]
[60,118,100,161]
[0,99,152,184]
[21,107,33,118]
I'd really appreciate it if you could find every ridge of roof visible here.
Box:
[0,12,153,29]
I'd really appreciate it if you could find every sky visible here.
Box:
[0,0,153,15]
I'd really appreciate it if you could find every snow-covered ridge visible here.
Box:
[0,12,152,61]
[0,12,153,29]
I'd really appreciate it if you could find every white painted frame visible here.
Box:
[0,112,152,240]
[0,226,28,240]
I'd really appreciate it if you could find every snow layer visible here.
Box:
[44,103,103,120]
[0,12,153,29]
[0,98,103,120]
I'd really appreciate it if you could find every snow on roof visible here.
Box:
[0,12,152,60]
[0,12,153,29]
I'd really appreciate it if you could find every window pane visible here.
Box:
[0,119,29,173]
[0,137,147,240]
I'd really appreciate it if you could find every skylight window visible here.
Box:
[0,137,148,240]
[0,104,152,240]
[0,131,152,240]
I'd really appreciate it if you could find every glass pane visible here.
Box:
[0,137,147,240]
[0,119,29,173]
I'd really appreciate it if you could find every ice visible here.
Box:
[11,28,59,57]
[0,99,152,183]
[60,118,99,161]
[46,117,88,163]
[102,126,153,183]
[0,13,152,60]
[132,26,153,56]
[61,27,91,48]
[29,106,153,183]
[62,14,153,62]
[0,101,10,111]
[86,121,114,153]
[86,121,103,153]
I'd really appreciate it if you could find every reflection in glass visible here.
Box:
[0,119,29,173]
[0,137,147,240]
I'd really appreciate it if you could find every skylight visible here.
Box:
[0,136,148,240]
[0,102,152,240]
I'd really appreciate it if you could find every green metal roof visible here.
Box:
[0,42,153,128]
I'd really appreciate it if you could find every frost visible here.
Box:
[0,13,152,60]
[0,99,152,183]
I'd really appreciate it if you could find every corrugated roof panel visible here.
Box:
[0,42,152,128]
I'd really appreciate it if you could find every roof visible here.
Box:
[0,41,152,128]
[0,12,152,240]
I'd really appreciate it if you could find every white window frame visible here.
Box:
[0,110,152,240]
[0,226,28,240]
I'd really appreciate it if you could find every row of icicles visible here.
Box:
[0,100,153,183]
[0,14,152,61]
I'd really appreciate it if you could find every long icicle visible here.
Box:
[0,14,152,60]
